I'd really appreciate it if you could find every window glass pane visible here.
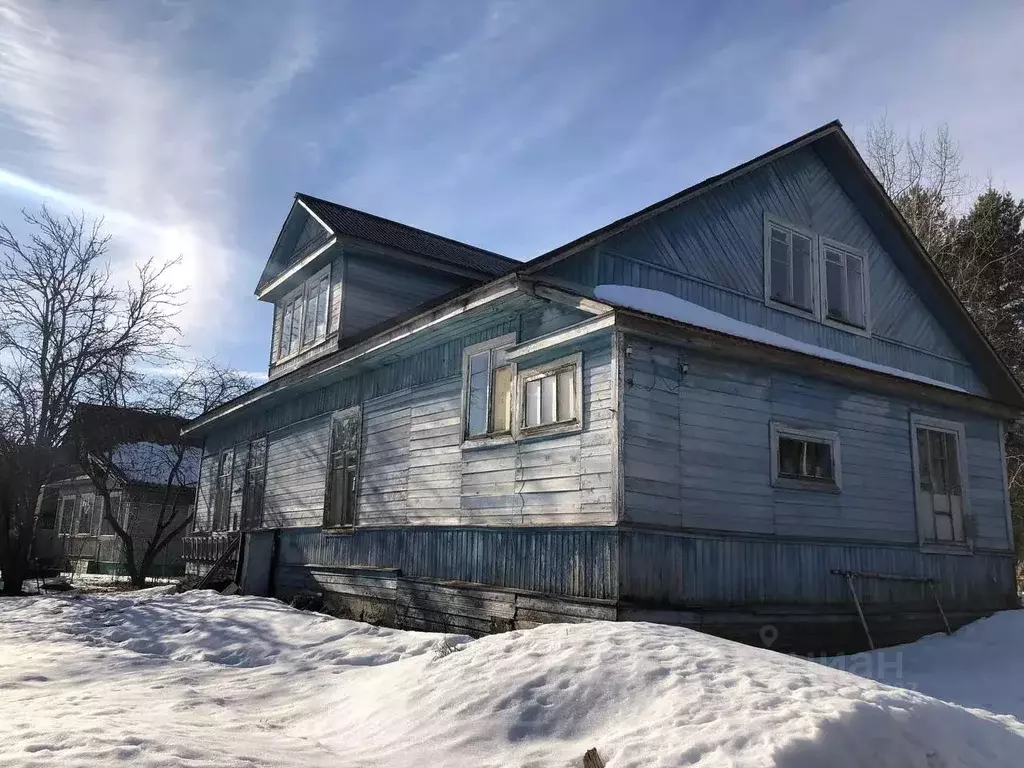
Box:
[525,379,541,427]
[825,253,845,320]
[943,432,960,491]
[846,254,865,327]
[556,368,575,421]
[778,437,802,477]
[778,437,832,481]
[916,428,933,492]
[316,277,329,338]
[928,430,949,493]
[467,351,490,436]
[280,303,293,357]
[541,374,557,424]
[78,496,93,534]
[303,287,317,345]
[770,236,790,302]
[807,442,833,480]
[491,366,511,433]
[791,233,812,309]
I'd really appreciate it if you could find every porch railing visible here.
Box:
[182,531,238,563]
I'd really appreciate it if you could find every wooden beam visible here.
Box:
[184,275,523,435]
[526,280,614,316]
[505,313,616,361]
[256,237,337,300]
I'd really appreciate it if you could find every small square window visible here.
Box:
[771,422,841,491]
[518,353,582,436]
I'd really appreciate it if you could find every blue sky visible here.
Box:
[2,0,1023,377]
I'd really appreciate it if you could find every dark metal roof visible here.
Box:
[296,193,519,278]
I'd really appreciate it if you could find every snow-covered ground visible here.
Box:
[1,590,1022,767]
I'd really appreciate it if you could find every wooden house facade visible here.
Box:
[35,406,200,577]
[182,122,1021,653]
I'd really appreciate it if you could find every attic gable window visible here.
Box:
[821,240,868,329]
[765,217,815,314]
[276,264,331,361]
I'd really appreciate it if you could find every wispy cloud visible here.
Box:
[0,0,321,357]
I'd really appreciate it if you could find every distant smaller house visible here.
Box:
[33,405,201,577]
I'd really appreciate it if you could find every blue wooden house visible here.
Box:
[182,121,1021,652]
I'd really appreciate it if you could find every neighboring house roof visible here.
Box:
[55,403,202,488]
[109,442,201,487]
[296,193,520,278]
[69,404,195,448]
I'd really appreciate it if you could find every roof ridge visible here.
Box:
[295,192,519,265]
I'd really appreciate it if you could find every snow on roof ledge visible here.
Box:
[594,285,968,394]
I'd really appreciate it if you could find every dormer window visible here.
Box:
[276,265,331,361]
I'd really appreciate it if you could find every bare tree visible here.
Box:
[0,207,181,594]
[73,363,253,587]
[863,117,968,262]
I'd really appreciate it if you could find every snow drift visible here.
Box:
[1,590,1021,767]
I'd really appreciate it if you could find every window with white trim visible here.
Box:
[763,215,871,333]
[765,218,815,313]
[770,422,841,491]
[518,353,582,435]
[462,334,515,440]
[77,493,95,534]
[276,265,331,360]
[910,415,969,546]
[822,240,867,329]
[212,449,233,531]
[58,496,76,535]
[325,409,361,528]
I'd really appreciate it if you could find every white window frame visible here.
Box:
[763,213,818,319]
[461,333,517,446]
[57,495,77,535]
[770,422,842,492]
[275,264,332,363]
[909,414,971,550]
[76,493,95,536]
[820,237,870,337]
[763,213,873,337]
[514,352,584,440]
[324,407,362,530]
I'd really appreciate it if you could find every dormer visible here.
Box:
[255,194,518,380]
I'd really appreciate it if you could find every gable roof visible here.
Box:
[519,120,1024,408]
[295,193,520,279]
[186,120,1024,436]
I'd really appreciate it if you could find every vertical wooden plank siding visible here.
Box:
[340,251,470,342]
[262,415,331,528]
[275,526,620,601]
[194,454,218,531]
[618,530,1017,612]
[539,145,985,394]
[622,339,1013,552]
